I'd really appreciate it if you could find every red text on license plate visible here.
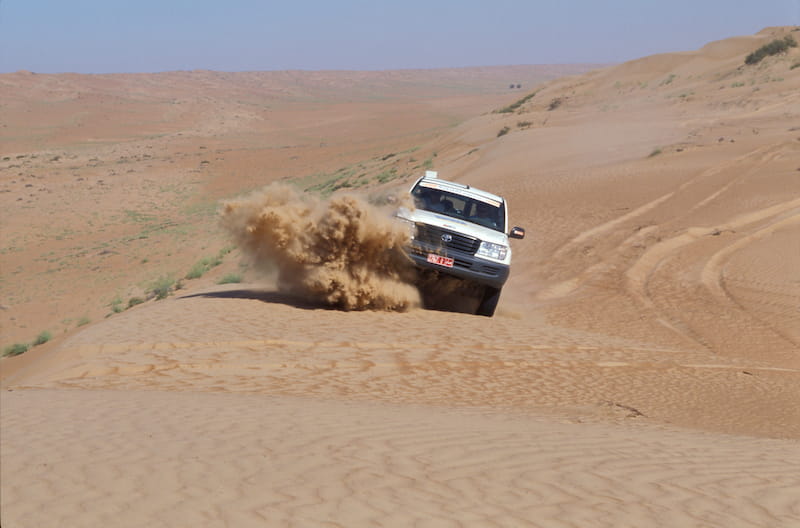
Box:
[427,253,454,268]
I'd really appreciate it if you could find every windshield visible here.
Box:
[411,184,506,232]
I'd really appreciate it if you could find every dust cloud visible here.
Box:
[220,185,420,311]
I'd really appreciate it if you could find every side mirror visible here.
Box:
[509,226,525,239]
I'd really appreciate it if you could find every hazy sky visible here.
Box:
[1,1,798,73]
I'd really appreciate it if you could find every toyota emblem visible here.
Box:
[441,233,453,243]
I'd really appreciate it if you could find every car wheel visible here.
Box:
[476,286,501,317]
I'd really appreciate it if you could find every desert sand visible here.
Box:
[2,28,800,527]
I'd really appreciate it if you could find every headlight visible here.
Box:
[476,241,508,261]
[395,216,417,240]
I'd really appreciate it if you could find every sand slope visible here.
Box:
[3,389,799,528]
[3,28,800,528]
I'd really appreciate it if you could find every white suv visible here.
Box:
[396,171,525,316]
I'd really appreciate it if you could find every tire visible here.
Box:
[476,286,501,317]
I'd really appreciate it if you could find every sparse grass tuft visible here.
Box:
[185,249,229,279]
[517,121,533,129]
[497,126,510,137]
[217,273,243,284]
[77,316,90,327]
[3,343,29,357]
[149,275,175,300]
[745,35,797,65]
[659,74,677,86]
[186,259,216,279]
[791,61,800,70]
[547,98,562,111]
[376,168,400,184]
[648,147,663,158]
[128,296,145,308]
[111,300,124,313]
[495,90,539,113]
[33,330,52,346]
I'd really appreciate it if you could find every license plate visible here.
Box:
[427,253,454,268]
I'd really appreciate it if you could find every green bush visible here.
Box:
[128,296,145,308]
[376,168,400,184]
[659,74,677,86]
[3,343,29,357]
[33,330,52,346]
[745,35,797,65]
[496,90,539,113]
[149,275,175,300]
[185,254,223,279]
[217,273,243,284]
[110,295,124,313]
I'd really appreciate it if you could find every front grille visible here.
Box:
[415,224,480,254]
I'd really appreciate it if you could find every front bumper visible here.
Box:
[406,240,510,289]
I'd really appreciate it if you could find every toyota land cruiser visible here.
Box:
[396,171,525,316]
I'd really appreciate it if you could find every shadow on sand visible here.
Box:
[179,285,477,316]
[178,288,332,311]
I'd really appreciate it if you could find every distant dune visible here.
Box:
[2,28,799,528]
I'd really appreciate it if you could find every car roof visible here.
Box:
[414,175,504,207]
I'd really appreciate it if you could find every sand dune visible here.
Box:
[4,389,799,528]
[3,27,800,527]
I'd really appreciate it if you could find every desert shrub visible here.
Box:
[76,316,90,327]
[496,90,539,113]
[110,295,124,313]
[497,126,510,137]
[517,121,533,129]
[376,168,400,183]
[547,98,562,111]
[791,61,800,70]
[217,273,243,285]
[185,254,223,279]
[128,296,145,308]
[149,275,175,300]
[3,343,29,357]
[648,147,663,158]
[33,330,52,346]
[659,74,677,86]
[185,261,208,279]
[745,35,797,65]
